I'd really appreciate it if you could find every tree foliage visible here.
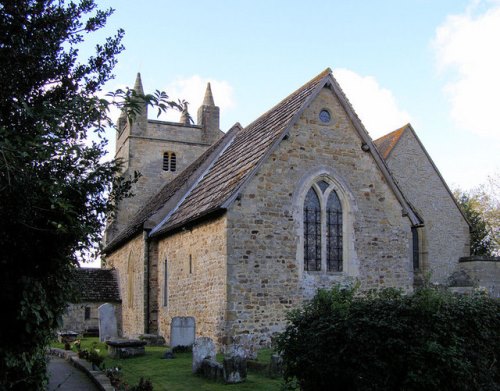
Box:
[0,1,180,389]
[276,286,500,391]
[455,176,499,256]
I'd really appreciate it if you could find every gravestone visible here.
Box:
[170,316,195,348]
[98,303,118,342]
[192,337,216,373]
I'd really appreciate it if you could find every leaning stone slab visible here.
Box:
[106,339,147,359]
[225,334,257,360]
[200,358,224,382]
[268,354,283,378]
[192,337,216,373]
[223,355,247,383]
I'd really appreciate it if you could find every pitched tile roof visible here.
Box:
[72,268,121,302]
[149,69,332,236]
[104,68,423,252]
[373,124,408,159]
[103,128,237,252]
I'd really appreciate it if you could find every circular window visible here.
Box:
[319,109,331,123]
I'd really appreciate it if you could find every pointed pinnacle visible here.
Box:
[202,82,215,106]
[133,72,144,95]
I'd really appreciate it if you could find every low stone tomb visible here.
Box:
[57,331,79,344]
[139,333,166,346]
[170,316,195,348]
[106,339,147,359]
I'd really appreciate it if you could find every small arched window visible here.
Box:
[303,179,344,272]
[162,152,177,172]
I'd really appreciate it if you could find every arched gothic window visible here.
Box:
[303,180,343,272]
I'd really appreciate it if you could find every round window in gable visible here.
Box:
[319,109,331,124]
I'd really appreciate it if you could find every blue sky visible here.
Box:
[89,0,499,190]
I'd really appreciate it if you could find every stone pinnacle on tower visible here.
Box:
[133,72,144,95]
[202,82,215,106]
[197,82,220,143]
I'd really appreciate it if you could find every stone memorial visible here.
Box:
[170,316,195,348]
[106,339,147,358]
[98,303,118,342]
[192,337,216,373]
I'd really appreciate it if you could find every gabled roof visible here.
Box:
[150,69,333,236]
[374,123,470,226]
[373,124,407,159]
[103,125,238,253]
[149,68,422,237]
[104,68,423,253]
[72,268,121,303]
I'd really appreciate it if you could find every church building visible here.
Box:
[102,68,469,347]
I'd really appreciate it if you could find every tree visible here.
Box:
[0,1,180,389]
[455,176,499,256]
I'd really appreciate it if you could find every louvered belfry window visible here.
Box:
[163,152,177,172]
[303,180,343,272]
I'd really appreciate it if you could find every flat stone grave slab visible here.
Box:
[106,339,147,359]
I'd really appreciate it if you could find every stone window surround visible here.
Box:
[293,167,358,278]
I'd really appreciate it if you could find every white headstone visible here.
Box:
[170,316,195,348]
[192,337,216,373]
[98,303,118,342]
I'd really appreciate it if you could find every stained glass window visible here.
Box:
[304,187,321,271]
[303,181,344,273]
[326,190,342,272]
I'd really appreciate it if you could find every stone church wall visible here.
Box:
[105,233,146,337]
[156,216,228,345]
[385,130,469,283]
[226,87,413,345]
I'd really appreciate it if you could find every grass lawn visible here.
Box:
[51,337,283,391]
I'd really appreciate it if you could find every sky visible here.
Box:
[85,0,500,189]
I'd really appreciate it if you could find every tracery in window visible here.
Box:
[303,179,344,272]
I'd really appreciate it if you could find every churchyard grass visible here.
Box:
[51,337,282,390]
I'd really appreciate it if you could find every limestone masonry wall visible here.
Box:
[385,129,469,283]
[106,233,145,337]
[157,216,228,346]
[226,87,413,345]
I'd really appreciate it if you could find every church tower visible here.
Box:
[105,75,224,242]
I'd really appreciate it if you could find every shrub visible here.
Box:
[276,286,500,391]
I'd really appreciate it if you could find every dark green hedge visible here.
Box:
[276,287,500,391]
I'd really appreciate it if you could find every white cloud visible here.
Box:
[433,1,500,140]
[333,68,413,139]
[159,75,235,123]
